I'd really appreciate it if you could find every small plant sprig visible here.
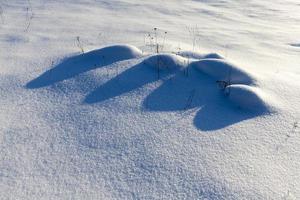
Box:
[162,31,168,52]
[187,25,201,52]
[0,4,4,24]
[216,80,229,90]
[184,25,201,78]
[275,120,299,151]
[287,121,299,141]
[145,33,154,52]
[223,44,229,58]
[24,0,34,32]
[184,89,196,110]
[218,66,232,95]
[294,121,299,130]
[76,36,84,53]
[145,28,168,54]
[154,28,158,54]
[145,28,169,80]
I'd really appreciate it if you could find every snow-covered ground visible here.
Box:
[1,0,300,199]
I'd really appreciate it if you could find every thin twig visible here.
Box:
[184,89,196,110]
[76,36,84,53]
[0,4,4,24]
[275,120,299,151]
[24,0,34,32]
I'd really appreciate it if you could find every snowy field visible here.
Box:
[1,0,300,199]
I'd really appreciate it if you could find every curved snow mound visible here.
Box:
[225,85,274,112]
[143,53,188,70]
[178,51,223,60]
[26,45,143,89]
[91,44,143,62]
[193,59,255,85]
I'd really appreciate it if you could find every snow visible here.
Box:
[26,44,142,89]
[225,84,275,113]
[143,53,188,70]
[178,51,223,60]
[1,0,300,199]
[192,59,255,85]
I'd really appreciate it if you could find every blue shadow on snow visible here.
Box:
[26,46,139,88]
[142,67,264,131]
[84,61,173,104]
[26,48,267,131]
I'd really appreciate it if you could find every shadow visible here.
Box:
[26,46,141,89]
[143,67,264,131]
[143,67,214,111]
[144,67,222,111]
[26,45,267,131]
[84,62,173,104]
[193,104,262,131]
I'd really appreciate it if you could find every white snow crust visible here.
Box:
[1,0,300,199]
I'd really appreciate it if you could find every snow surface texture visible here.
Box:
[1,0,300,199]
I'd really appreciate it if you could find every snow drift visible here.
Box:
[225,85,274,112]
[192,59,255,85]
[190,58,276,113]
[178,51,223,60]
[143,53,188,70]
[26,44,143,88]
[94,44,143,62]
[26,41,274,113]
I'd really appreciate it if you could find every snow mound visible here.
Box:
[178,51,223,60]
[192,59,255,85]
[225,85,274,112]
[143,53,188,70]
[26,44,142,88]
[93,44,143,62]
[191,58,275,112]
